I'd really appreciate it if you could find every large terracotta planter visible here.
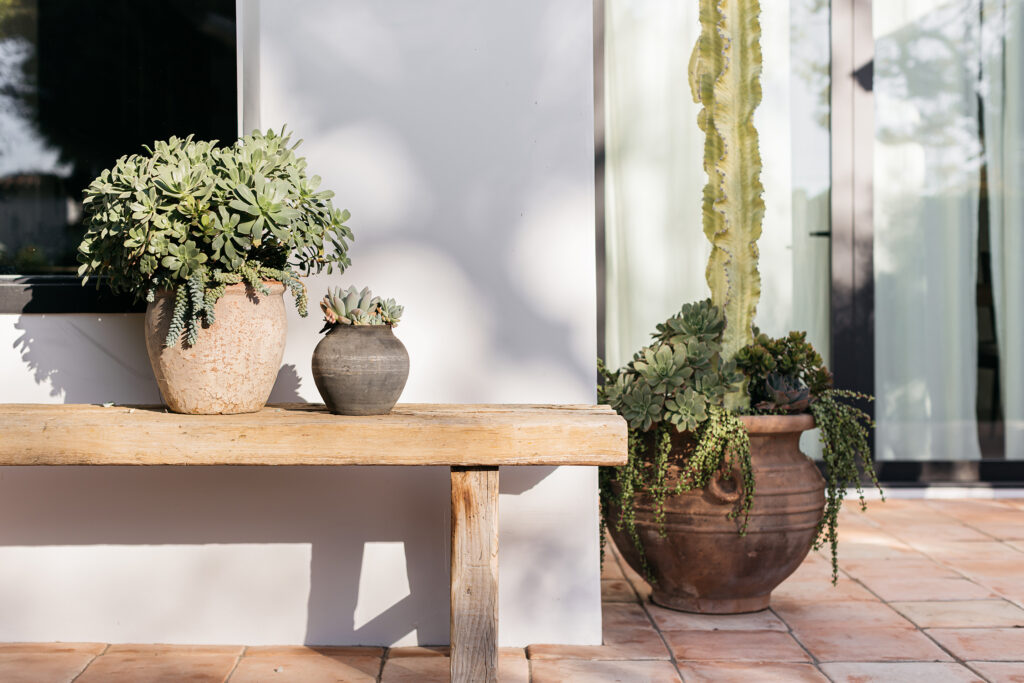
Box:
[144,282,287,414]
[608,414,824,613]
[311,325,409,415]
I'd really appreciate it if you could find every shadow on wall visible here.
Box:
[4,315,555,644]
[10,314,303,404]
[0,464,552,645]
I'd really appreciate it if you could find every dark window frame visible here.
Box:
[0,0,236,315]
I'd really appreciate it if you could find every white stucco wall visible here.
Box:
[0,0,598,646]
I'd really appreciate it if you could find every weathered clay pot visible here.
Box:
[144,282,287,415]
[608,413,824,613]
[312,325,409,415]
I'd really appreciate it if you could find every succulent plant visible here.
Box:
[735,330,833,412]
[78,127,353,347]
[598,299,741,434]
[320,285,403,330]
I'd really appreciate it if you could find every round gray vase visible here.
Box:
[312,325,410,415]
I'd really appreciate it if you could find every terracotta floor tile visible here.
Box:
[602,579,639,602]
[0,643,105,655]
[891,600,1024,628]
[793,625,952,662]
[602,556,625,580]
[967,661,1024,682]
[772,575,878,602]
[663,629,810,662]
[0,653,98,683]
[379,650,527,682]
[853,575,997,601]
[840,557,961,580]
[386,646,448,658]
[645,603,788,632]
[820,662,985,682]
[245,646,384,657]
[915,541,1023,562]
[895,523,994,543]
[103,643,244,656]
[229,647,382,683]
[773,599,915,630]
[676,662,829,682]
[77,648,242,683]
[927,628,1024,661]
[530,658,681,682]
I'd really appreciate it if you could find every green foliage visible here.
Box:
[600,310,885,586]
[598,300,751,579]
[737,331,884,582]
[77,127,352,347]
[811,390,882,582]
[320,285,404,329]
[599,299,741,434]
[689,0,765,411]
[736,330,833,412]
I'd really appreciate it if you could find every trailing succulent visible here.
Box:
[77,128,353,347]
[598,300,754,576]
[320,286,403,330]
[737,330,883,579]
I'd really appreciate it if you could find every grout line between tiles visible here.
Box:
[606,540,684,681]
[69,643,109,683]
[222,645,246,683]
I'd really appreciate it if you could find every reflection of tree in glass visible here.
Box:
[790,0,830,131]
[873,0,1010,192]
[0,0,236,273]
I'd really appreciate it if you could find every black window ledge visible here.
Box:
[0,276,144,314]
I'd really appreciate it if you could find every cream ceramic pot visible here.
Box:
[144,282,287,414]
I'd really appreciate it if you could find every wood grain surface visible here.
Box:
[450,466,499,682]
[0,403,627,466]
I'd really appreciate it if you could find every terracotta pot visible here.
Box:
[607,413,824,614]
[144,282,287,414]
[311,325,410,415]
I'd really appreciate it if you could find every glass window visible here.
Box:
[0,0,236,275]
[873,0,1023,461]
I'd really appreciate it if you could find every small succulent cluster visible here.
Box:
[599,299,741,433]
[735,330,833,413]
[320,286,403,329]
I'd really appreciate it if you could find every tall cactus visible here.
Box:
[688,0,764,411]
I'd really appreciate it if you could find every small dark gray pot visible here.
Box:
[312,325,410,415]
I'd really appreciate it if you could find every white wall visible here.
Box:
[0,0,599,647]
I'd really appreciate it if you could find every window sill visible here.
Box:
[0,276,144,314]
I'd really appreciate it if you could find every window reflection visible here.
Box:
[0,0,236,274]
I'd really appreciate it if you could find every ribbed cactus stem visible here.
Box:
[689,0,764,411]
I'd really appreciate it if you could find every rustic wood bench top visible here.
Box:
[0,402,628,682]
[0,403,626,466]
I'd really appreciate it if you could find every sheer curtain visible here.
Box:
[874,0,1024,461]
[604,0,828,369]
[873,1,984,461]
[984,0,1024,459]
[603,0,707,369]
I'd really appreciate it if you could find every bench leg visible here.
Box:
[450,465,499,683]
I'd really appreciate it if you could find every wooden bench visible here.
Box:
[0,403,627,682]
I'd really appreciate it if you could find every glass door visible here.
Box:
[872,0,1024,465]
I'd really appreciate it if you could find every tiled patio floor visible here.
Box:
[3,498,1024,681]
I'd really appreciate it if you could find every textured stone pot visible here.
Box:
[608,413,824,614]
[144,282,287,415]
[312,325,410,415]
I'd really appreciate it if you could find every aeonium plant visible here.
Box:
[77,127,353,347]
[320,286,403,331]
[599,302,884,582]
